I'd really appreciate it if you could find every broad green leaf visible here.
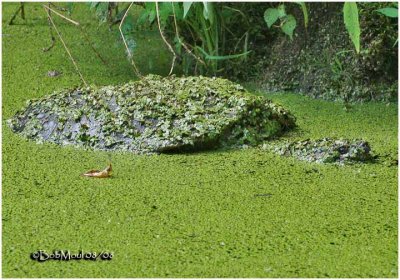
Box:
[376,7,398,18]
[296,2,308,28]
[281,15,297,40]
[264,8,280,28]
[183,2,193,18]
[277,4,286,18]
[343,2,361,53]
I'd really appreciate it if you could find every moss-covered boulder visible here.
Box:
[8,75,296,153]
[264,138,373,164]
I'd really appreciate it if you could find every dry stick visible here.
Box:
[155,2,177,76]
[119,2,142,78]
[49,2,68,12]
[171,4,206,66]
[44,7,88,87]
[44,5,79,26]
[43,4,107,65]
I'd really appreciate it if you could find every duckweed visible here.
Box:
[2,3,397,278]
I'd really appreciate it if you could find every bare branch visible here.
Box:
[44,6,88,87]
[119,2,142,78]
[155,2,177,76]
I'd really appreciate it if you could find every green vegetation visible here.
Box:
[258,2,398,102]
[2,3,397,278]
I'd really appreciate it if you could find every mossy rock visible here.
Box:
[7,75,296,153]
[264,138,374,164]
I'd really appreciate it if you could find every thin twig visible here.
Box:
[49,2,68,12]
[43,4,107,64]
[44,6,88,86]
[171,4,205,66]
[43,4,79,26]
[155,2,177,75]
[119,2,142,78]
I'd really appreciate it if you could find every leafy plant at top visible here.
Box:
[264,7,280,28]
[263,4,304,40]
[343,2,361,54]
[375,3,398,47]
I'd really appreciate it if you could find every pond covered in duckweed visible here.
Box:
[2,3,398,278]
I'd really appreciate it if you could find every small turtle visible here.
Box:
[47,70,62,77]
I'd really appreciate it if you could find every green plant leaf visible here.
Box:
[296,2,308,28]
[277,4,286,18]
[183,2,193,18]
[343,2,361,53]
[264,8,280,28]
[197,47,252,60]
[202,2,214,23]
[376,7,398,18]
[173,3,184,20]
[281,15,297,40]
[158,2,174,27]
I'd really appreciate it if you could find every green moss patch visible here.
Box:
[8,75,295,153]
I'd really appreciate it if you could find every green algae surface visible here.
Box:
[2,3,398,278]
